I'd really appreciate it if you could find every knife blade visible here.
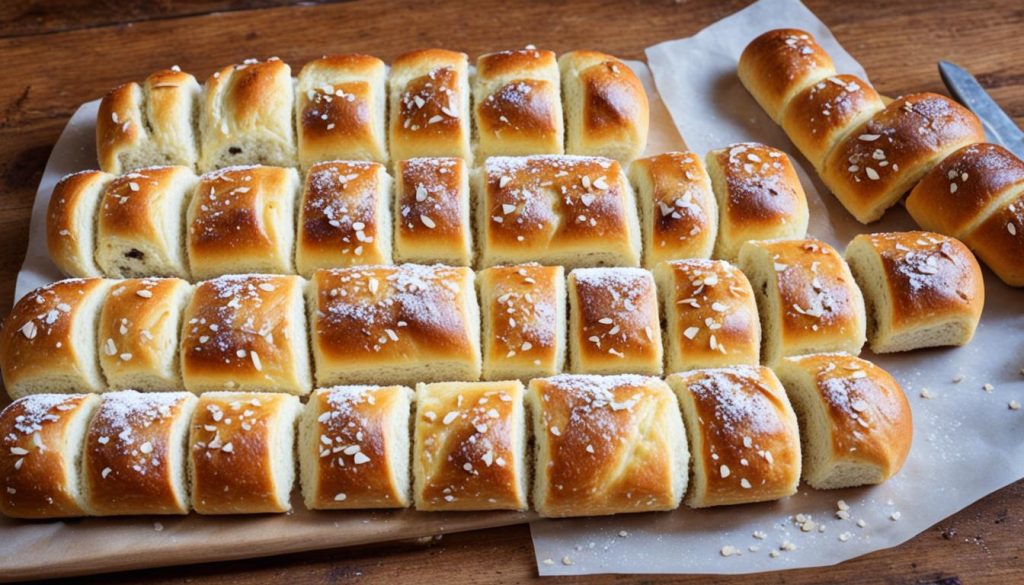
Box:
[939,60,1024,159]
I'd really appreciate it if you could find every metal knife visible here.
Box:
[939,60,1024,158]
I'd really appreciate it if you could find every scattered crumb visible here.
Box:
[561,556,574,566]
[617,530,629,538]
[748,545,760,552]
[838,532,852,542]
[542,558,554,566]
[919,388,934,399]
[890,511,902,521]
[781,541,797,551]
[153,522,163,532]
[752,530,767,540]
[1009,400,1021,411]
[982,383,994,393]
[856,519,867,528]
[952,374,964,384]
[720,545,740,557]
[769,550,780,558]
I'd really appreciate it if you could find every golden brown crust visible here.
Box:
[180,275,310,394]
[963,191,1024,286]
[822,93,985,223]
[310,265,480,385]
[475,49,562,156]
[630,152,717,266]
[0,394,98,518]
[906,143,1024,237]
[206,59,291,129]
[561,51,649,162]
[96,82,143,173]
[738,29,837,121]
[82,391,196,515]
[708,143,809,259]
[670,366,800,507]
[530,374,681,517]
[393,157,470,265]
[187,165,297,278]
[389,49,470,161]
[479,155,639,267]
[781,354,912,481]
[0,278,112,396]
[478,263,565,379]
[414,380,527,511]
[46,170,114,277]
[99,166,182,239]
[851,232,984,330]
[749,239,866,361]
[568,268,662,374]
[98,278,191,387]
[655,259,760,371]
[306,385,411,509]
[296,54,387,167]
[297,161,389,273]
[781,74,884,170]
[189,392,298,514]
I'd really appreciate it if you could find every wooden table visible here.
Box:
[3,0,1022,582]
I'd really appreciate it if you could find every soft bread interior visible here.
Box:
[524,382,551,515]
[167,394,199,512]
[845,239,972,352]
[288,278,314,394]
[376,171,395,264]
[668,380,708,508]
[775,360,885,489]
[65,395,101,514]
[736,244,785,366]
[653,262,682,373]
[269,395,302,512]
[297,392,321,510]
[664,386,690,507]
[389,387,414,507]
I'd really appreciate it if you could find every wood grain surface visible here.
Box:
[3,0,1023,582]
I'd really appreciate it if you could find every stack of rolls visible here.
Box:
[738,28,1023,287]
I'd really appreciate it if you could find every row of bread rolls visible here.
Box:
[0,359,912,519]
[96,49,649,175]
[1,238,983,400]
[49,146,810,281]
[738,29,1024,287]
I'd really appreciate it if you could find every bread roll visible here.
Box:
[97,68,201,174]
[310,264,481,386]
[0,394,99,518]
[46,170,114,278]
[180,275,311,395]
[821,93,985,223]
[654,259,760,372]
[780,74,884,171]
[567,267,662,375]
[528,374,687,517]
[738,239,866,366]
[776,353,911,489]
[96,165,198,279]
[905,143,1024,287]
[706,143,809,261]
[189,392,301,514]
[393,157,472,266]
[559,51,649,163]
[299,385,413,510]
[477,155,641,268]
[906,143,1024,238]
[737,29,837,123]
[845,231,984,352]
[473,48,564,158]
[413,380,528,511]
[187,165,300,280]
[199,58,296,171]
[629,152,718,267]
[295,161,392,277]
[388,49,471,163]
[99,278,193,391]
[82,390,198,515]
[962,191,1024,286]
[296,54,388,169]
[668,366,800,507]
[478,263,566,381]
[0,278,114,398]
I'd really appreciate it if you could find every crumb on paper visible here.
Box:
[857,519,867,528]
[780,541,797,552]
[542,558,554,566]
[561,556,574,566]
[920,388,933,399]
[952,374,964,383]
[752,530,767,540]
[617,530,628,537]
[769,550,780,558]
[982,383,994,393]
[890,511,902,521]
[839,532,852,542]
[1009,400,1021,411]
[153,522,163,532]
[720,545,740,557]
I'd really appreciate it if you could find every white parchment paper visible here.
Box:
[530,0,1024,575]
